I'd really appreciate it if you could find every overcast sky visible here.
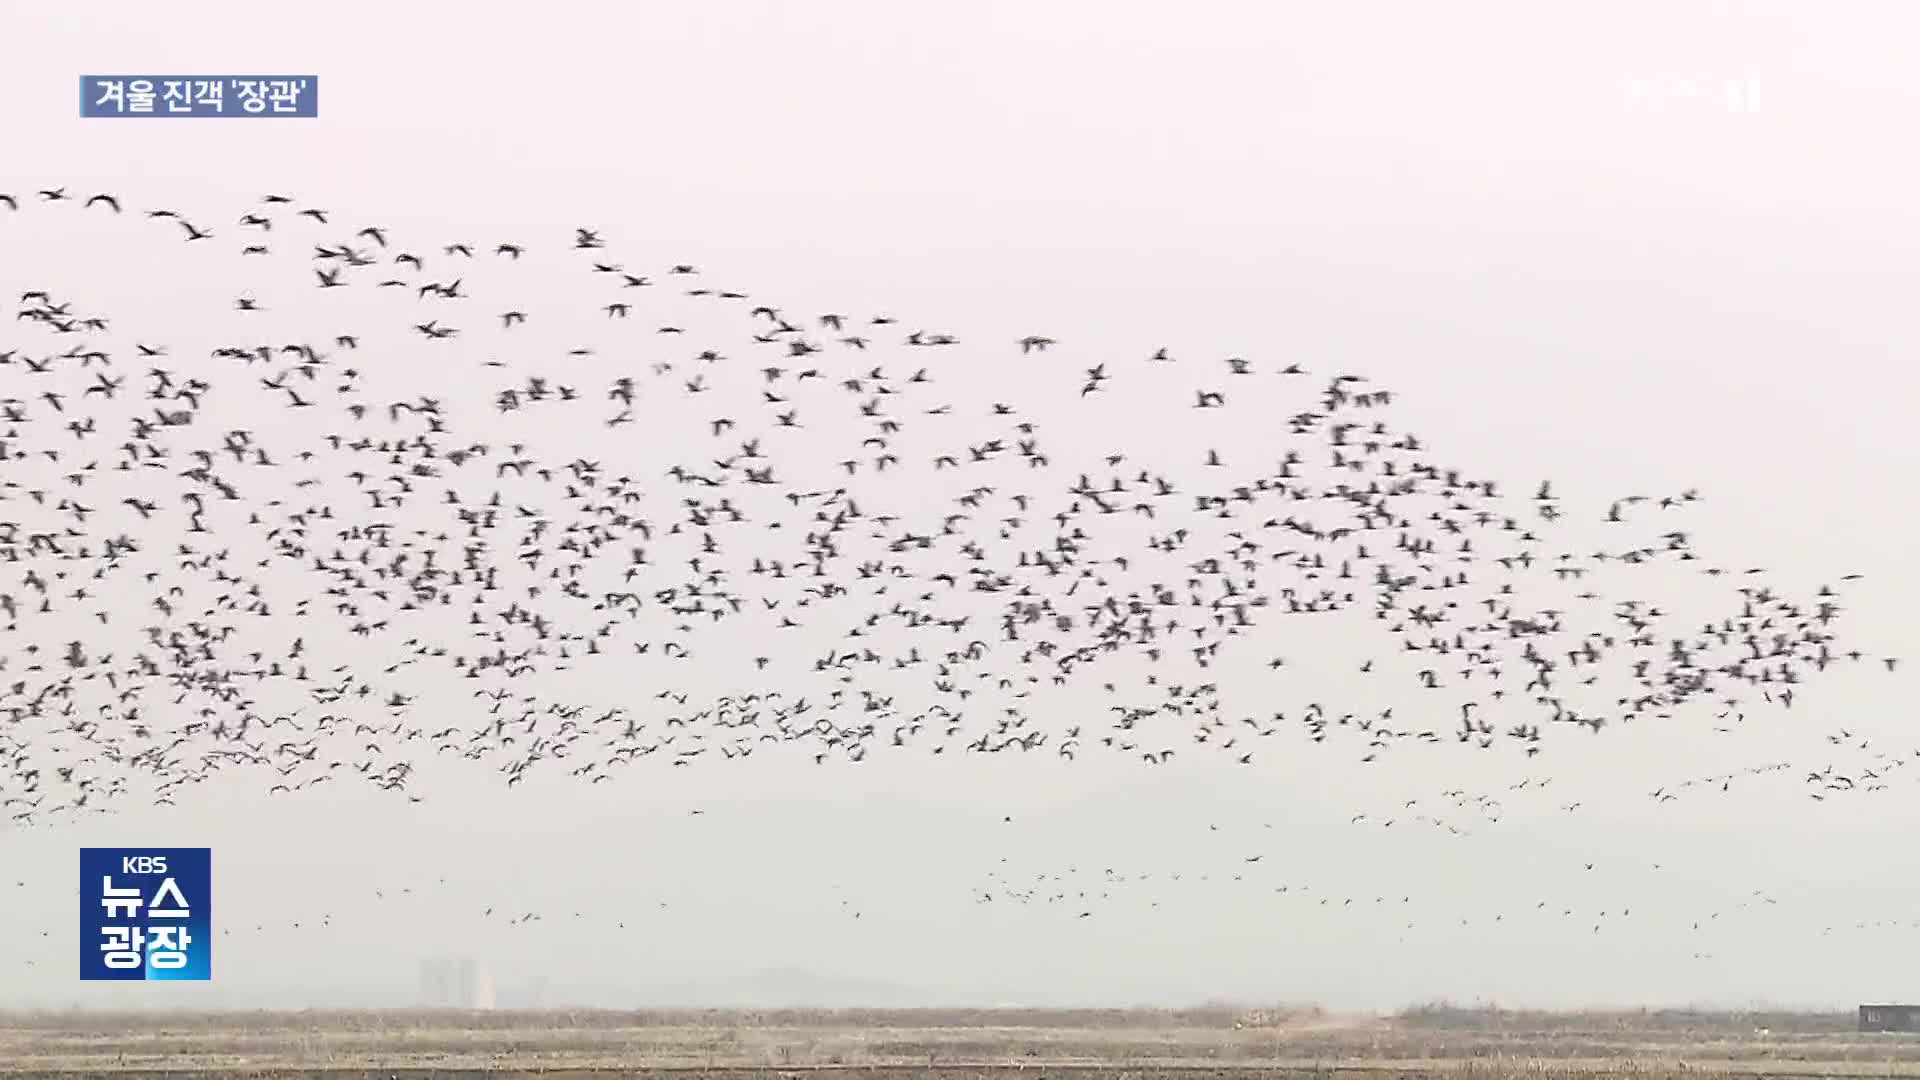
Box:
[1,1,1917,1012]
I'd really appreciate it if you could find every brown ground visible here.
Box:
[1,1005,1912,1079]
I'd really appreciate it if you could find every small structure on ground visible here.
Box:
[1859,1005,1920,1032]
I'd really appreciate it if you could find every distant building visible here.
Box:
[1859,1005,1920,1032]
[419,955,492,1008]
[474,966,496,1010]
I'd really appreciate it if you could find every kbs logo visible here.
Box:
[79,848,212,981]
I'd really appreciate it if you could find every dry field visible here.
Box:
[2,1005,1916,1079]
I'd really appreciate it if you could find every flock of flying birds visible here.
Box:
[0,186,1901,833]
[22,833,1917,976]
